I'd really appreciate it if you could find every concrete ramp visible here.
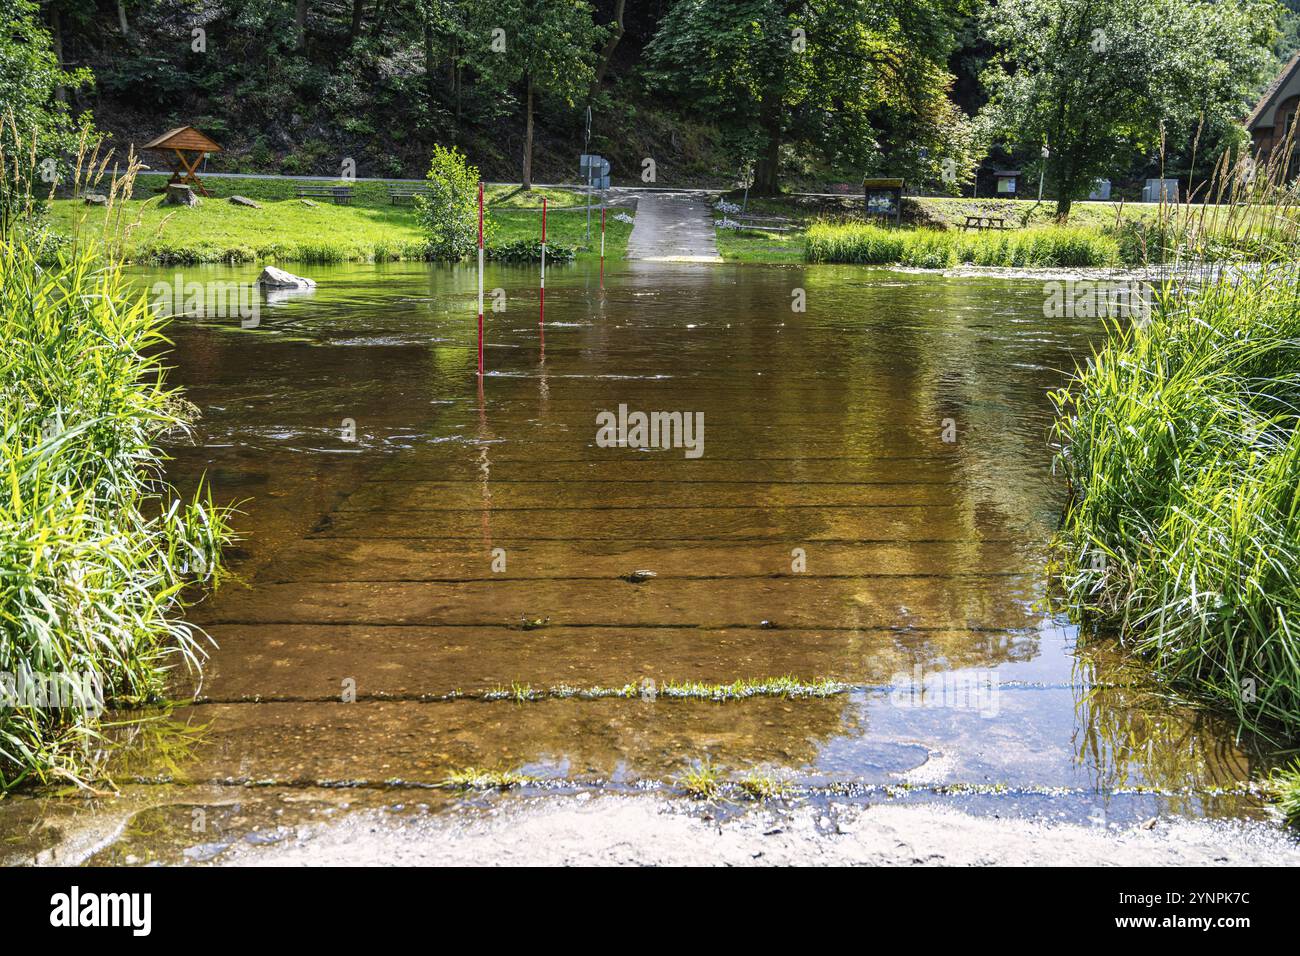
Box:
[624,191,722,262]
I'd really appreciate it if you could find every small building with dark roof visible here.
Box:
[1247,52,1300,175]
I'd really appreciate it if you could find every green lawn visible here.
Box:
[49,173,1242,268]
[49,174,631,265]
[714,226,806,263]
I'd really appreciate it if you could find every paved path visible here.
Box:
[624,190,722,262]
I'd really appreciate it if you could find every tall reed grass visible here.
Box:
[1050,137,1300,747]
[805,222,1122,267]
[0,129,232,789]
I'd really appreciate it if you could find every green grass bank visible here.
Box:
[1051,263,1300,743]
[804,221,1124,268]
[49,175,632,266]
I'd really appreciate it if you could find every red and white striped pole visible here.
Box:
[600,205,606,289]
[477,180,484,377]
[539,197,547,331]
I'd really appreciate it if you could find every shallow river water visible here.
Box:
[1,259,1283,863]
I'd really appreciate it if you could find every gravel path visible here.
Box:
[216,795,1300,867]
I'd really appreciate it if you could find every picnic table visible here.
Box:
[962,215,1007,231]
[295,184,354,205]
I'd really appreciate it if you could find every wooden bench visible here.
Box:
[389,185,432,205]
[295,184,353,205]
[963,215,1006,231]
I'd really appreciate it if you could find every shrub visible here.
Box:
[416,144,485,261]
[489,238,575,263]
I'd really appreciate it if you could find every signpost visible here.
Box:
[580,153,610,240]
[1039,143,1050,202]
[584,107,592,240]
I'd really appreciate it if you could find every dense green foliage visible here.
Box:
[645,0,983,192]
[20,0,1292,199]
[417,144,484,259]
[981,0,1279,217]
[0,0,93,236]
[475,0,602,187]
[489,237,575,262]
[0,241,232,788]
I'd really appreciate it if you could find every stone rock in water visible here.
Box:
[229,195,262,208]
[257,266,316,289]
[163,184,201,207]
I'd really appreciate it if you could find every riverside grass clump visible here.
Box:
[1050,264,1300,737]
[0,220,232,788]
[804,221,1122,268]
[1050,145,1300,759]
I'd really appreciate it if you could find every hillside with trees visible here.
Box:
[12,0,1293,198]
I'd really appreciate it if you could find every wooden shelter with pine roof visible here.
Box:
[141,126,223,196]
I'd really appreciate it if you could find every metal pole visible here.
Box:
[585,106,592,241]
[477,180,484,377]
[540,197,546,332]
[1039,143,1049,203]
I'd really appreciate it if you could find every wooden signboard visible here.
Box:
[862,177,904,225]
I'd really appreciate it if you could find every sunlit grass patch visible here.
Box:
[678,760,722,800]
[658,676,845,701]
[1265,761,1300,825]
[482,682,541,703]
[49,176,631,265]
[805,221,1122,267]
[737,772,790,801]
[714,227,806,263]
[442,767,535,790]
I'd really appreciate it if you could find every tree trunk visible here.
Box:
[117,0,132,43]
[522,74,535,189]
[295,0,308,52]
[588,0,626,100]
[349,0,365,44]
[49,6,67,103]
[1053,156,1075,221]
[752,94,783,194]
[423,11,438,109]
[371,0,390,38]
